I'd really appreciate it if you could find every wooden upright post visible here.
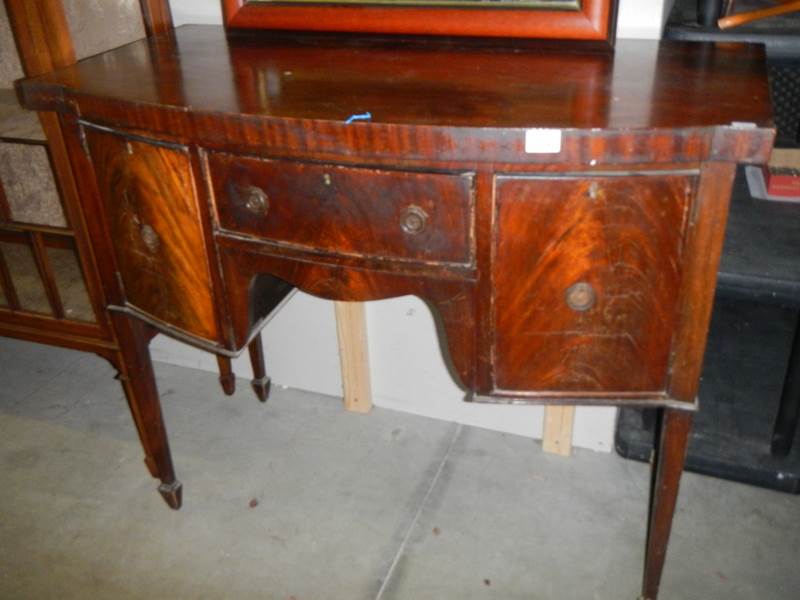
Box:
[334,301,372,414]
[543,405,575,456]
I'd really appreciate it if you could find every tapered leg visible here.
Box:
[111,313,182,509]
[641,408,693,600]
[771,316,800,457]
[216,355,236,396]
[248,333,270,402]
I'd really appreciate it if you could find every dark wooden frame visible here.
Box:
[0,0,175,365]
[222,0,617,42]
[3,0,269,417]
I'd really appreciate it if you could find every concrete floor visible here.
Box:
[0,337,798,600]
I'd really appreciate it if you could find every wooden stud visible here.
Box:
[334,301,372,414]
[542,405,575,456]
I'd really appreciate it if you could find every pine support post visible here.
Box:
[334,301,372,414]
[543,405,575,456]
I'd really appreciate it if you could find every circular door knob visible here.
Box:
[565,282,596,312]
[243,186,269,217]
[400,205,428,235]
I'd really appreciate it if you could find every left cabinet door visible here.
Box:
[84,127,221,343]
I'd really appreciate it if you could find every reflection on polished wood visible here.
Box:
[17,25,773,599]
[18,28,771,159]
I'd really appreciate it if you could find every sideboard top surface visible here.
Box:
[18,25,773,132]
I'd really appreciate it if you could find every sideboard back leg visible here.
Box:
[641,408,693,600]
[216,356,236,396]
[111,313,182,509]
[248,333,271,402]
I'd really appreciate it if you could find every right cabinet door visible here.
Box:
[493,173,696,394]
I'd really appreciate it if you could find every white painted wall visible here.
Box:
[155,0,668,452]
[617,0,670,39]
[170,0,222,24]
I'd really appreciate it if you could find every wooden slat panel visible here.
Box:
[4,0,113,338]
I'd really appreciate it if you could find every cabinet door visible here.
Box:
[85,128,219,342]
[493,173,695,394]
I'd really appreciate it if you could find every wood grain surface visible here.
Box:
[493,173,694,392]
[209,152,474,265]
[16,27,774,166]
[667,162,737,403]
[2,0,114,349]
[218,243,477,390]
[85,127,220,342]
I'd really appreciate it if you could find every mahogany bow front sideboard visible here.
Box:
[16,25,773,600]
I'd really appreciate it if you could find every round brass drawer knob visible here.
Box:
[244,186,269,217]
[400,205,428,235]
[565,282,596,312]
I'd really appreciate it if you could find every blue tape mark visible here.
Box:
[344,111,372,125]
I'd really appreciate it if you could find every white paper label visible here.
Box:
[525,128,562,154]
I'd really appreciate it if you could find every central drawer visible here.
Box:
[207,152,474,265]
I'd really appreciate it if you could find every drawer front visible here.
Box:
[493,173,695,393]
[208,152,474,264]
[85,128,220,342]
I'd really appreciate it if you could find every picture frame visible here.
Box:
[222,0,618,43]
